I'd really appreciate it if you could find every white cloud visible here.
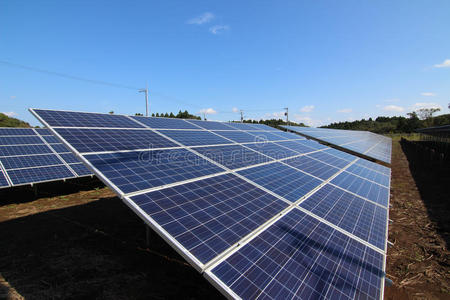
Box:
[421,92,436,97]
[2,111,18,117]
[293,115,323,127]
[383,105,404,112]
[209,25,229,34]
[300,105,314,113]
[187,12,214,25]
[337,108,352,113]
[433,59,450,68]
[199,108,217,115]
[232,107,239,113]
[412,102,442,110]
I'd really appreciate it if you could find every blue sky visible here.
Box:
[1,0,449,127]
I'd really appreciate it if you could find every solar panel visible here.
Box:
[186,119,236,131]
[30,109,390,299]
[208,209,384,300]
[84,149,225,194]
[0,169,9,187]
[0,127,92,188]
[212,130,259,143]
[193,145,273,170]
[158,130,232,146]
[237,162,322,202]
[131,173,288,264]
[54,128,177,153]
[299,184,387,250]
[132,116,201,129]
[282,126,392,164]
[244,142,300,159]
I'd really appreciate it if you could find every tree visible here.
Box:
[135,113,143,116]
[417,108,441,127]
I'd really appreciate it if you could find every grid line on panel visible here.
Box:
[130,173,289,264]
[210,209,385,300]
[299,184,387,250]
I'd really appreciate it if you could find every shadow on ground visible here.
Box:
[400,139,450,249]
[0,177,105,205]
[0,196,223,300]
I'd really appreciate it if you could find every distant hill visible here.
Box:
[321,114,450,134]
[0,113,31,128]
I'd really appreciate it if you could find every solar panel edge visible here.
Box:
[283,126,392,165]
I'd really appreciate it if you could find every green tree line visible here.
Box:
[0,113,31,128]
[322,109,449,133]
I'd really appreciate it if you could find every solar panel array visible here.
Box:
[31,109,391,299]
[0,128,92,188]
[281,126,392,164]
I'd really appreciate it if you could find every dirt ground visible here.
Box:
[0,140,449,299]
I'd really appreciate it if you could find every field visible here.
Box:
[1,140,449,300]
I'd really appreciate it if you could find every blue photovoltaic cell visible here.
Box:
[0,154,63,170]
[131,173,288,264]
[132,116,200,129]
[274,141,317,154]
[59,153,82,164]
[42,135,60,144]
[186,120,235,130]
[247,131,288,141]
[244,142,299,160]
[33,109,144,128]
[0,145,53,157]
[355,158,391,176]
[247,123,279,131]
[69,163,92,176]
[238,162,322,202]
[346,164,390,187]
[284,155,340,180]
[35,128,52,135]
[299,184,387,250]
[54,128,177,153]
[224,122,260,130]
[307,151,350,169]
[271,131,303,140]
[0,170,9,187]
[158,130,231,146]
[48,143,72,153]
[0,128,35,136]
[212,209,384,300]
[194,145,273,170]
[293,139,329,151]
[331,172,390,207]
[84,148,225,194]
[324,148,358,162]
[0,136,44,145]
[7,165,75,185]
[212,131,260,143]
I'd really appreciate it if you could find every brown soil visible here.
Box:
[384,141,450,300]
[0,141,448,299]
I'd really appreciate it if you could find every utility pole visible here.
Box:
[139,83,149,117]
[240,110,244,123]
[284,107,289,125]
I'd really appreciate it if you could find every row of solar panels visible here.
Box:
[31,109,391,300]
[282,126,392,164]
[0,128,92,188]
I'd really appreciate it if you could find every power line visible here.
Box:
[0,60,140,90]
